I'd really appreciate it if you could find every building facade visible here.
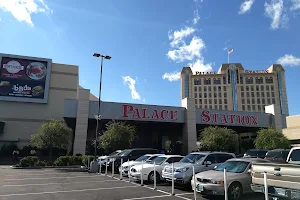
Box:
[0,54,290,155]
[180,63,289,115]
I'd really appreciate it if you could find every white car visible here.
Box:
[130,155,183,183]
[97,150,122,166]
[119,154,163,176]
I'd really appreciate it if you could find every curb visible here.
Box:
[10,165,82,169]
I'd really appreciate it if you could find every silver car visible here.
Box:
[191,158,270,200]
[162,152,235,185]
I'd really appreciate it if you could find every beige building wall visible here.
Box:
[283,115,300,143]
[181,63,289,116]
[0,63,79,147]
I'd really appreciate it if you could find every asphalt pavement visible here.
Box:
[0,166,265,200]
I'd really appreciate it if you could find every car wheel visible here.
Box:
[148,171,160,183]
[228,182,242,200]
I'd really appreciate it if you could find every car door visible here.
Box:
[241,163,253,193]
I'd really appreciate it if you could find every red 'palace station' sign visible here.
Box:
[122,104,178,121]
[200,110,258,125]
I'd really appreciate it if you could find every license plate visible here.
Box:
[196,184,204,192]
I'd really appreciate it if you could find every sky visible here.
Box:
[0,0,300,115]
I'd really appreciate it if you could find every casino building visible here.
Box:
[0,53,292,155]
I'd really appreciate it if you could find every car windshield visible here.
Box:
[150,156,168,165]
[245,150,267,158]
[180,153,206,164]
[266,151,289,159]
[109,151,121,156]
[135,155,151,161]
[215,161,249,173]
[118,150,131,157]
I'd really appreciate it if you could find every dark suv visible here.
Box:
[107,148,159,172]
[264,149,290,163]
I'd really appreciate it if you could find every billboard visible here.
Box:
[0,54,52,103]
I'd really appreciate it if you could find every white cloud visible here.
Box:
[0,0,51,26]
[277,54,300,67]
[167,36,205,62]
[239,0,255,14]
[162,71,181,82]
[122,76,141,100]
[291,0,300,10]
[193,9,200,24]
[168,26,195,48]
[264,0,288,30]
[142,98,146,103]
[189,59,213,74]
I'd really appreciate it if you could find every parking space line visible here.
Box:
[5,175,100,181]
[5,173,82,176]
[0,185,139,197]
[121,194,170,200]
[1,179,119,187]
[174,195,192,200]
[175,193,193,196]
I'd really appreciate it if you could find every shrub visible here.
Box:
[82,155,95,166]
[19,156,39,167]
[36,160,46,167]
[54,156,86,166]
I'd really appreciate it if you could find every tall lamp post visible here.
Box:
[91,53,111,171]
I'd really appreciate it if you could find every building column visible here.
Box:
[181,97,197,154]
[265,104,287,133]
[73,88,90,155]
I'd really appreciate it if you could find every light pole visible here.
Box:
[93,53,111,160]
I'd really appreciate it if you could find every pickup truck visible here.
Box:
[251,147,300,199]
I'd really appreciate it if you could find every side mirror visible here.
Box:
[164,162,169,165]
[204,161,212,166]
[247,169,251,174]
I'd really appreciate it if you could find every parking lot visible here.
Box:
[0,167,264,200]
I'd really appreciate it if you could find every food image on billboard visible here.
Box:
[0,55,51,103]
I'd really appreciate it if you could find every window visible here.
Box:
[209,105,212,109]
[267,99,271,104]
[251,86,254,91]
[214,105,218,109]
[213,86,216,91]
[204,86,207,92]
[247,105,251,110]
[166,157,183,163]
[204,99,207,104]
[252,105,256,111]
[204,154,217,164]
[199,87,202,91]
[290,149,300,162]
[204,93,207,98]
[241,86,244,91]
[216,154,234,163]
[242,99,245,104]
[224,105,228,110]
[247,92,250,97]
[199,99,202,104]
[272,98,275,104]
[245,77,253,84]
[224,99,227,104]
[208,87,211,92]
[255,77,263,84]
[258,105,261,111]
[218,92,222,98]
[257,99,261,104]
[205,105,207,108]
[256,85,259,91]
[214,93,217,98]
[247,99,250,104]
[261,85,264,91]
[194,79,201,85]
[241,92,244,97]
[262,99,265,104]
[209,93,212,98]
[195,99,197,104]
[267,92,270,97]
[265,77,274,84]
[199,93,202,98]
[214,99,217,104]
[252,98,255,104]
[218,86,221,91]
[204,78,211,85]
[271,92,275,97]
[242,105,245,110]
[209,99,212,104]
[194,87,197,92]
[246,86,249,91]
[240,76,244,84]
[185,75,189,97]
[194,93,197,98]
[223,76,226,84]
[251,92,254,97]
[219,99,222,104]
[223,86,227,91]
[271,85,274,91]
[219,105,222,110]
[257,92,260,97]
[213,78,221,84]
[224,93,227,98]
[266,85,269,91]
[261,92,265,97]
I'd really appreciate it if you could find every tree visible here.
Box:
[98,121,137,153]
[199,126,238,152]
[31,120,72,160]
[254,128,290,150]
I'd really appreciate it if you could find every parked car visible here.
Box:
[251,147,300,199]
[162,151,235,186]
[191,158,269,200]
[107,148,159,173]
[97,150,122,166]
[264,149,290,163]
[243,149,268,159]
[119,154,163,176]
[130,155,183,182]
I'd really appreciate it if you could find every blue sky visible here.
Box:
[0,0,300,115]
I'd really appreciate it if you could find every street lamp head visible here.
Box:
[93,53,101,57]
[104,55,111,60]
